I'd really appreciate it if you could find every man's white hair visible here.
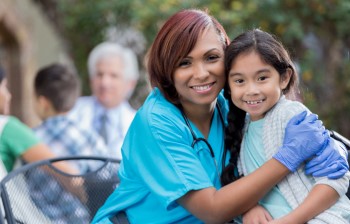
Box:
[87,42,139,81]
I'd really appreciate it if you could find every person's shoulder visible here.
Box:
[0,115,10,136]
[66,118,94,136]
[133,88,182,127]
[4,116,25,128]
[1,116,39,143]
[138,89,170,112]
[268,96,309,122]
[217,91,229,115]
[33,115,65,132]
[119,101,136,115]
[0,115,9,125]
[279,97,308,114]
[68,96,95,118]
[32,122,44,134]
[74,96,95,108]
[52,115,86,133]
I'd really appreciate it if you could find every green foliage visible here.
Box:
[57,0,134,94]
[56,0,350,137]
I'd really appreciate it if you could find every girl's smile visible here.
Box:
[244,99,265,105]
[228,51,290,121]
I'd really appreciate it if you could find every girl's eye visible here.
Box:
[258,76,267,81]
[234,79,244,84]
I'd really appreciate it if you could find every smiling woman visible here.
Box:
[92,9,349,224]
[173,26,226,137]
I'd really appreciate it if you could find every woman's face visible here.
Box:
[0,79,11,115]
[173,26,225,110]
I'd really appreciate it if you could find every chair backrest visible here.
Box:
[323,130,350,199]
[0,156,120,224]
[347,149,350,200]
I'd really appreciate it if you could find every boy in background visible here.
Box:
[32,63,109,223]
[33,63,108,165]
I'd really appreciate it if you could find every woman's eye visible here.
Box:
[179,60,191,67]
[207,55,219,61]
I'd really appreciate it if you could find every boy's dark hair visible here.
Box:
[34,63,80,112]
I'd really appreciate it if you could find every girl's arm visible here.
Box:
[271,138,349,224]
[271,185,339,224]
[178,159,289,224]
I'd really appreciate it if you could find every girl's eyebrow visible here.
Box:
[228,68,271,77]
[255,68,271,74]
[228,72,241,77]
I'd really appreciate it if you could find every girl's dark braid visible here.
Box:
[221,89,246,186]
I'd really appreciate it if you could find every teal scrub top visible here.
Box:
[92,88,228,224]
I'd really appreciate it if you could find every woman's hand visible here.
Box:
[273,111,329,172]
[305,136,349,179]
[242,204,272,224]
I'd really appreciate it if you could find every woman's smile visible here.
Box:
[191,81,216,93]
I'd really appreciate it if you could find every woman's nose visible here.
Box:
[193,63,209,79]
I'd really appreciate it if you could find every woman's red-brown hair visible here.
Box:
[146,9,229,104]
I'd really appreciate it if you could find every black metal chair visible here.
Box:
[347,149,350,199]
[0,156,121,224]
[330,130,350,200]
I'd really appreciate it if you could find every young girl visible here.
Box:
[223,28,350,223]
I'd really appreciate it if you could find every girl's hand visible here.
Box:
[267,214,300,224]
[267,220,284,224]
[242,204,272,224]
[268,218,296,224]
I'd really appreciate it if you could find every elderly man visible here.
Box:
[69,42,139,159]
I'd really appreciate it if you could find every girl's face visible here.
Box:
[0,79,11,115]
[228,51,290,121]
[173,26,225,111]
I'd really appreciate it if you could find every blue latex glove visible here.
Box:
[273,111,329,172]
[305,137,349,179]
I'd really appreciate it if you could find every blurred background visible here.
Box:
[0,0,349,137]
